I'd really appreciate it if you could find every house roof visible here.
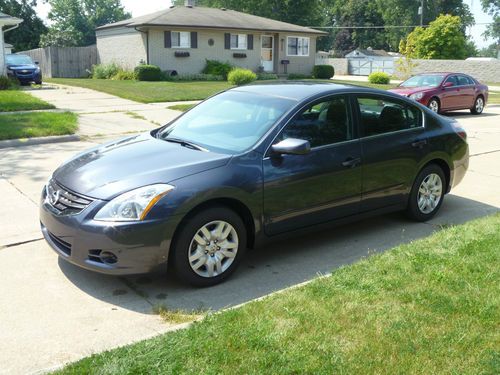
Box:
[4,43,13,48]
[96,6,327,35]
[0,11,23,25]
[347,48,391,57]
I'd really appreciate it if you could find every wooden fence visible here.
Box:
[16,45,98,78]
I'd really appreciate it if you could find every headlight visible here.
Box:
[35,67,41,73]
[409,92,424,100]
[94,184,174,222]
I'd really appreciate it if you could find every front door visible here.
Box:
[263,95,362,235]
[261,35,274,72]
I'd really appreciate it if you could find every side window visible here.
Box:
[356,96,422,137]
[279,96,352,148]
[457,75,470,86]
[445,75,458,86]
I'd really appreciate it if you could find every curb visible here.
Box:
[0,134,81,149]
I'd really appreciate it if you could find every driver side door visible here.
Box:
[263,95,362,235]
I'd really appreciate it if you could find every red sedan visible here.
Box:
[389,73,488,115]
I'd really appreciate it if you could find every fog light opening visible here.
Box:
[100,251,118,265]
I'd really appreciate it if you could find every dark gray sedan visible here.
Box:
[40,83,469,286]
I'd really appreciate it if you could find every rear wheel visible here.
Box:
[470,96,484,115]
[171,206,247,287]
[428,98,440,114]
[406,164,445,221]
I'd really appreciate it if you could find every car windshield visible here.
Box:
[401,74,445,88]
[158,90,296,153]
[5,54,34,65]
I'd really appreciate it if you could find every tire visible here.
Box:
[406,164,446,221]
[35,81,42,85]
[470,96,484,115]
[428,98,440,114]
[171,206,247,287]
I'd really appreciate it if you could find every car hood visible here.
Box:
[389,87,434,96]
[53,133,232,200]
[6,64,37,70]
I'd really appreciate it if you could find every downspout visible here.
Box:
[134,27,149,64]
[4,23,20,34]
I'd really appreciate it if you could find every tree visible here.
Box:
[400,14,470,59]
[479,42,500,57]
[40,0,131,47]
[0,0,47,51]
[481,1,500,56]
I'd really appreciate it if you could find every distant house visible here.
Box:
[96,1,326,75]
[0,12,22,75]
[345,48,400,76]
[345,48,394,59]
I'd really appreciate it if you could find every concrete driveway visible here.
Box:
[1,104,499,374]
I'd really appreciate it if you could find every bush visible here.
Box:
[112,70,136,80]
[368,71,391,84]
[163,73,224,82]
[91,63,121,79]
[257,73,279,81]
[287,73,312,80]
[227,68,257,86]
[0,76,18,90]
[312,65,335,79]
[134,64,162,81]
[202,60,233,80]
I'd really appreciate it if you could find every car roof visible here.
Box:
[232,81,381,101]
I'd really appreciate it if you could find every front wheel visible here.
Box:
[470,96,484,115]
[171,206,247,287]
[428,98,440,114]
[406,164,445,221]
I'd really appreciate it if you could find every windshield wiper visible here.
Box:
[163,137,208,152]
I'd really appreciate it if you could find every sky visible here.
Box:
[35,0,495,49]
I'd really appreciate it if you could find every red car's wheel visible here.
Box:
[428,98,440,114]
[470,96,484,115]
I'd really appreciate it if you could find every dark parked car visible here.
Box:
[40,83,469,286]
[389,73,488,114]
[5,54,42,85]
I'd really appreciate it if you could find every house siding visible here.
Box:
[97,27,319,75]
[96,27,147,70]
[0,28,5,75]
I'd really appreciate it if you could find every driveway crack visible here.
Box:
[0,174,39,206]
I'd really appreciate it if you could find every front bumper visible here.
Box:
[39,188,181,275]
[7,70,42,83]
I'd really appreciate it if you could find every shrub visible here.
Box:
[112,70,136,80]
[202,60,233,79]
[257,73,279,81]
[312,65,335,79]
[134,64,162,81]
[91,63,121,79]
[163,73,225,82]
[227,68,257,86]
[287,73,312,80]
[0,76,18,90]
[368,71,391,84]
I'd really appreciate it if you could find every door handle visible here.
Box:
[342,157,361,168]
[411,139,427,148]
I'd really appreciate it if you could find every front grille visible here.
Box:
[46,179,93,215]
[47,231,72,256]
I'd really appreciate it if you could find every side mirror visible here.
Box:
[443,81,454,88]
[35,61,39,65]
[271,138,311,156]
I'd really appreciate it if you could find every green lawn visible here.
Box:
[0,90,55,112]
[488,91,500,105]
[46,79,233,103]
[167,104,196,112]
[56,214,500,374]
[0,112,78,140]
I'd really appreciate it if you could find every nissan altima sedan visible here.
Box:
[40,83,469,286]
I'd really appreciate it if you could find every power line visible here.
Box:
[309,22,494,29]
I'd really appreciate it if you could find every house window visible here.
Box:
[171,31,191,48]
[230,34,247,50]
[287,37,310,56]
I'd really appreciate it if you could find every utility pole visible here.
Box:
[418,0,424,26]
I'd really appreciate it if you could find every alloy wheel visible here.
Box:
[417,173,443,214]
[188,220,239,278]
[428,100,439,113]
[475,97,484,113]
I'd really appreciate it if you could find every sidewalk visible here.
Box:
[26,84,195,138]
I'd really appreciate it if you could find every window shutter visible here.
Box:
[164,31,171,48]
[224,33,230,49]
[191,32,198,48]
[247,34,253,50]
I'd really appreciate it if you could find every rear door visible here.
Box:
[263,95,362,235]
[354,94,427,211]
